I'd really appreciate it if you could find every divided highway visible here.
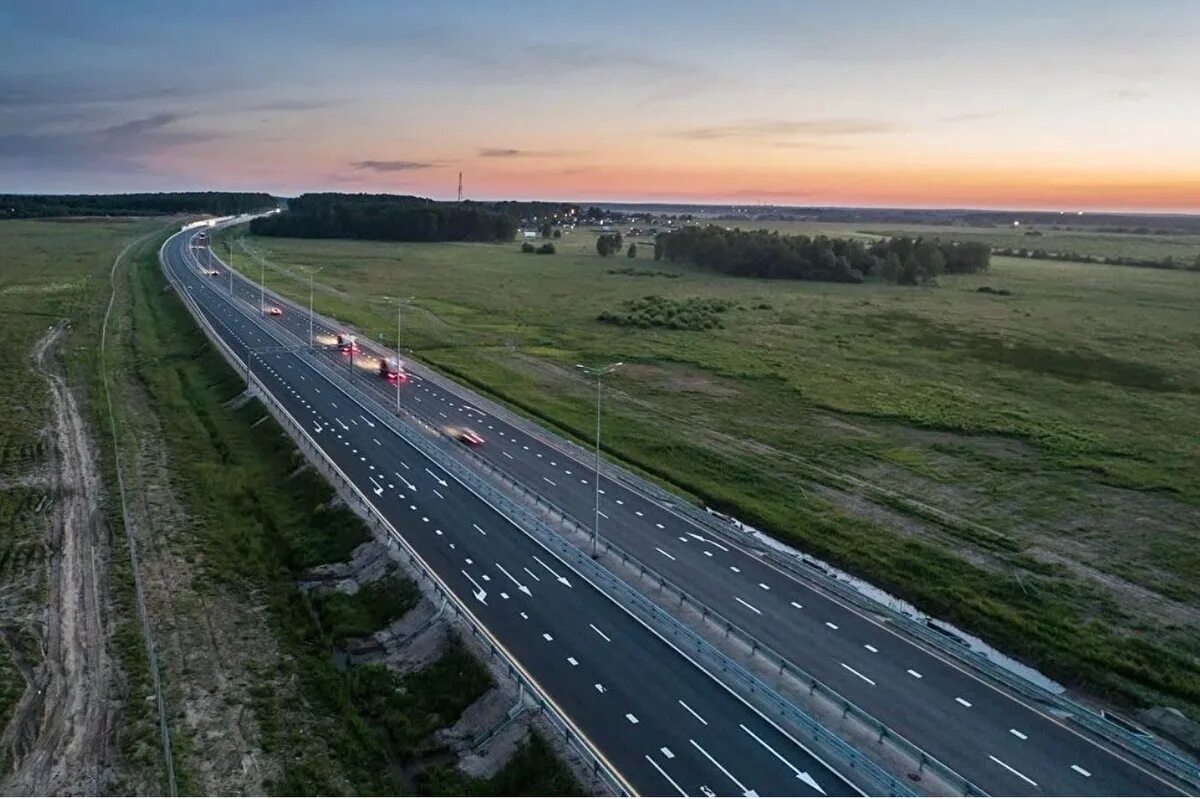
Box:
[196,232,1192,797]
[164,229,861,797]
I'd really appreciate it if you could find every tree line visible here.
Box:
[0,192,276,219]
[993,246,1200,272]
[654,226,990,284]
[250,193,517,243]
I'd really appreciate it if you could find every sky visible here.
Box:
[3,0,1200,211]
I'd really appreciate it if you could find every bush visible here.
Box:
[521,242,535,253]
[536,242,556,255]
[597,295,731,331]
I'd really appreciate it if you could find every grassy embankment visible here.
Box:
[216,223,1200,719]
[115,229,577,793]
[0,218,576,792]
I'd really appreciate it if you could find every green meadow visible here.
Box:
[216,222,1200,718]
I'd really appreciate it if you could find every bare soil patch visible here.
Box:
[0,326,115,795]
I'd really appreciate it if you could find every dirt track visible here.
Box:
[0,325,114,795]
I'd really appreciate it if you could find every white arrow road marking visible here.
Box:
[395,473,417,492]
[841,663,875,686]
[735,597,762,615]
[532,555,572,587]
[645,755,687,797]
[740,724,825,795]
[313,423,323,433]
[359,415,375,427]
[690,739,756,797]
[687,532,729,552]
[336,419,349,430]
[424,468,448,487]
[495,563,533,596]
[368,477,384,496]
[461,571,487,604]
[989,755,1037,787]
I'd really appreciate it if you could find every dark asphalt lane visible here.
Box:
[165,230,859,798]
[195,232,1184,797]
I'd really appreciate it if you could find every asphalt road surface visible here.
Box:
[165,230,862,797]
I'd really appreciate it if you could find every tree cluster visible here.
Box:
[250,193,516,242]
[597,295,731,331]
[0,192,275,219]
[595,232,624,257]
[655,225,990,284]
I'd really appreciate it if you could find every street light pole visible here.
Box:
[227,240,234,296]
[382,295,413,414]
[259,253,265,314]
[576,361,622,558]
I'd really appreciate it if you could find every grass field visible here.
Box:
[217,223,1200,719]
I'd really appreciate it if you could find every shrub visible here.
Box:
[521,242,535,253]
[536,242,556,255]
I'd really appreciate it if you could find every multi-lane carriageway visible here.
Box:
[176,229,1187,797]
[166,230,860,796]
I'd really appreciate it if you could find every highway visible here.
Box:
[192,232,1191,797]
[164,229,862,797]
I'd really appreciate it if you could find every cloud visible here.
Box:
[938,111,995,123]
[477,147,579,159]
[669,118,898,141]
[0,112,215,172]
[247,98,344,112]
[350,160,443,172]
[1111,87,1148,100]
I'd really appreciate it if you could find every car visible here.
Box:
[456,427,485,447]
[264,305,283,316]
[336,334,360,353]
[202,268,220,277]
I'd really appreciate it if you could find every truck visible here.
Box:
[378,357,408,383]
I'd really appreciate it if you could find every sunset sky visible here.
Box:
[4,0,1199,211]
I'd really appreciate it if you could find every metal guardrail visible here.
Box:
[204,232,1200,792]
[173,235,911,797]
[449,444,982,795]
[164,236,630,796]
